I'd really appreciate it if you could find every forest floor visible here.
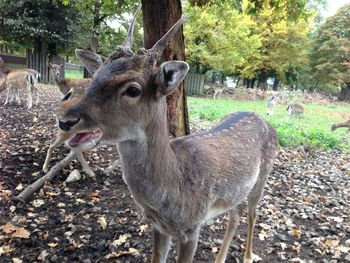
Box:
[0,86,349,263]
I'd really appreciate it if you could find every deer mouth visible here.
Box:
[68,129,102,148]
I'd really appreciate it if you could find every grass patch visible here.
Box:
[188,97,350,150]
[65,70,83,79]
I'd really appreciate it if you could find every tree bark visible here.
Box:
[272,76,280,91]
[339,83,350,101]
[258,70,268,90]
[141,0,190,137]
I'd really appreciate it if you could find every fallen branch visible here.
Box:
[13,151,76,204]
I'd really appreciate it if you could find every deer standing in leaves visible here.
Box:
[58,8,278,263]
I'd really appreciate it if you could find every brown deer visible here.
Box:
[286,103,304,119]
[49,63,92,95]
[331,119,350,132]
[58,10,278,263]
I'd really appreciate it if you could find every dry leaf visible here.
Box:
[12,258,23,263]
[12,227,30,239]
[112,234,130,247]
[48,242,58,248]
[15,183,24,191]
[291,244,301,254]
[31,199,45,208]
[37,250,49,261]
[105,248,140,259]
[280,243,288,250]
[138,224,148,235]
[0,245,13,256]
[291,228,301,239]
[1,223,17,234]
[97,216,107,230]
[325,240,339,248]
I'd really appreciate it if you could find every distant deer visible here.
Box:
[286,103,304,119]
[331,119,350,132]
[49,63,91,95]
[266,94,278,116]
[58,9,277,263]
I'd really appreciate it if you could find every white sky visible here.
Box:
[323,0,350,17]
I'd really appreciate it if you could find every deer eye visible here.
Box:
[123,86,141,98]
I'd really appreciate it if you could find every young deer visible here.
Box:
[3,69,40,109]
[286,103,304,118]
[266,94,278,116]
[49,63,92,95]
[58,12,277,263]
[331,119,350,132]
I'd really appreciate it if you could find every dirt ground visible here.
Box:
[0,86,349,263]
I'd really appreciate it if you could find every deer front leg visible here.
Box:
[151,228,171,263]
[75,150,95,178]
[26,83,33,109]
[42,137,65,173]
[4,86,10,105]
[177,228,200,263]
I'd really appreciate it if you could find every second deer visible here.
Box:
[331,119,350,132]
[57,9,278,263]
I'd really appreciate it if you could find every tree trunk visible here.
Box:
[272,76,280,91]
[26,39,49,82]
[142,0,189,137]
[258,70,268,90]
[339,83,350,101]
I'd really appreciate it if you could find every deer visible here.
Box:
[42,89,120,177]
[331,119,350,132]
[49,63,91,95]
[266,94,278,116]
[57,9,278,263]
[286,103,304,119]
[0,57,41,108]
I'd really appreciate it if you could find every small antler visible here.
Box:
[150,15,185,58]
[120,4,141,50]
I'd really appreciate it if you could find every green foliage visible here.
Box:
[310,3,350,87]
[188,97,350,150]
[0,0,80,51]
[184,2,261,75]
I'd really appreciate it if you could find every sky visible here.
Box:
[322,0,350,17]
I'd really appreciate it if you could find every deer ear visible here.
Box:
[157,61,189,96]
[75,49,103,76]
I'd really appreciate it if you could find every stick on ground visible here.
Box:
[13,151,76,204]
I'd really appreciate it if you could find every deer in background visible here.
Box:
[286,103,304,119]
[0,61,41,109]
[49,63,91,95]
[331,119,350,132]
[266,94,278,116]
[58,8,278,263]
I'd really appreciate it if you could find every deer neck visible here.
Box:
[53,77,69,94]
[116,100,179,204]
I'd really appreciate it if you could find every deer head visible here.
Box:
[59,7,188,148]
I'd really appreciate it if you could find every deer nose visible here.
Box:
[59,118,80,131]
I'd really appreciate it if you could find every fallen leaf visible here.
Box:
[105,248,140,259]
[291,228,301,239]
[15,183,24,191]
[112,234,130,247]
[325,240,339,248]
[97,216,107,230]
[48,242,58,248]
[12,258,23,263]
[211,246,219,254]
[1,223,17,234]
[37,250,49,261]
[12,227,30,239]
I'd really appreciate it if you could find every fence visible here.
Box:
[184,73,205,96]
[0,53,26,69]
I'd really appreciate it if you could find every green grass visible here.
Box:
[188,97,350,150]
[65,70,83,79]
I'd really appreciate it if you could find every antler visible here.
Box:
[149,15,185,58]
[119,4,141,50]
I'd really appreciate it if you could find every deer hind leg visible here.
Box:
[4,86,11,105]
[244,166,271,263]
[177,227,200,263]
[26,79,33,109]
[75,150,95,178]
[215,203,245,263]
[151,228,172,263]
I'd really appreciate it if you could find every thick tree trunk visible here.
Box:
[141,0,189,137]
[272,76,280,91]
[258,71,268,90]
[339,84,350,101]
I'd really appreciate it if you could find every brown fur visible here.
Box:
[49,63,91,95]
[331,119,350,132]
